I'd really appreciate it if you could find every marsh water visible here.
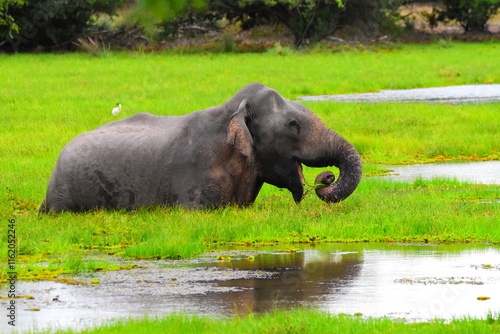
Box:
[381,160,500,185]
[3,243,500,333]
[298,84,500,104]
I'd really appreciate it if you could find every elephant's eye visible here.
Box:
[288,119,301,135]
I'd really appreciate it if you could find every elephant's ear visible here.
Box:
[227,99,254,159]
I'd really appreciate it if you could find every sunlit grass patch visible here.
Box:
[48,309,500,334]
[308,102,500,164]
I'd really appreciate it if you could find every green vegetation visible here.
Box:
[3,0,499,53]
[0,0,125,52]
[1,40,499,334]
[49,309,500,334]
[437,0,500,32]
[310,101,499,163]
[3,176,498,280]
[1,42,499,282]
[208,0,350,46]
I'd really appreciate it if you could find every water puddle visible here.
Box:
[298,84,500,104]
[2,243,500,333]
[380,161,500,185]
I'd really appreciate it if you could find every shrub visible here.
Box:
[0,0,125,52]
[209,0,403,46]
[156,3,222,40]
[439,0,500,32]
[422,0,500,32]
[210,0,345,46]
[0,0,24,40]
[340,0,404,35]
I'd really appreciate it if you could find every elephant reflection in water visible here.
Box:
[210,250,363,315]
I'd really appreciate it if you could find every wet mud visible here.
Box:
[2,243,500,333]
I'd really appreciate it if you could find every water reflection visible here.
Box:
[209,250,363,314]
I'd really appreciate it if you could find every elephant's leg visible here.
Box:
[42,179,83,213]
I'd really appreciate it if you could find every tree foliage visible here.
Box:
[5,0,496,52]
[207,0,402,46]
[439,0,500,32]
[0,0,125,52]
[134,0,206,22]
[154,0,220,40]
[0,0,25,38]
[225,0,344,46]
[152,0,404,46]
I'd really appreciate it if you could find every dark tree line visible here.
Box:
[0,0,125,52]
[1,0,498,52]
[159,0,499,46]
[161,0,404,46]
[437,0,500,32]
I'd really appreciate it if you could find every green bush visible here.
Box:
[143,0,403,47]
[440,0,499,32]
[156,2,222,40]
[0,0,125,52]
[208,0,347,46]
[0,0,24,40]
[243,0,346,46]
[204,0,403,46]
[340,0,403,35]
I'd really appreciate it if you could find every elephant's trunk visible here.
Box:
[313,132,362,203]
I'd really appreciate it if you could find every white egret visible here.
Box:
[112,103,122,116]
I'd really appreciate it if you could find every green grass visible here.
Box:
[2,177,499,280]
[311,102,500,163]
[1,41,500,281]
[47,309,500,334]
[23,179,500,250]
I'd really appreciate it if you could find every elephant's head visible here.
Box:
[225,83,362,204]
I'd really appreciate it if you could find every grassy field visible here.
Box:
[1,41,500,270]
[0,41,499,331]
[49,309,500,334]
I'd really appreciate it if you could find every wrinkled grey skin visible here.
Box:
[40,83,362,213]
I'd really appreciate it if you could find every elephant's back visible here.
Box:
[74,113,182,147]
[61,113,183,163]
[97,112,177,131]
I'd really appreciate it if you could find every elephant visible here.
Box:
[39,83,362,213]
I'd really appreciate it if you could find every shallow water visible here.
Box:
[298,84,500,104]
[2,243,500,333]
[381,161,500,185]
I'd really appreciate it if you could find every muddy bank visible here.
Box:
[1,251,272,333]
